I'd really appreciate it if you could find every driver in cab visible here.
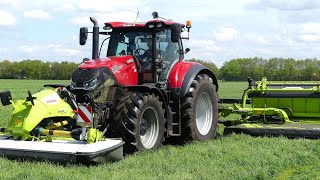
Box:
[140,38,154,59]
[137,38,160,70]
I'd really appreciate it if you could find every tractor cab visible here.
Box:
[105,23,182,83]
[79,12,191,84]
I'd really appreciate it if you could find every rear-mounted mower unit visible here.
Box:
[220,77,320,139]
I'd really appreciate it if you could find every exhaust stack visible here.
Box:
[90,17,99,59]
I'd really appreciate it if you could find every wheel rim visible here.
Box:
[139,107,159,149]
[195,92,213,135]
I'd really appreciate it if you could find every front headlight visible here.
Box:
[84,78,100,89]
[70,80,76,89]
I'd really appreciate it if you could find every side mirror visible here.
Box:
[0,91,12,106]
[171,23,181,43]
[185,48,190,54]
[79,27,88,45]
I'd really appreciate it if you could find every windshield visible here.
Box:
[106,29,181,81]
[107,31,152,57]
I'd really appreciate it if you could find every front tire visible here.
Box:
[121,92,166,152]
[181,74,218,141]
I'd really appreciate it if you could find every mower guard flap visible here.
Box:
[0,137,124,164]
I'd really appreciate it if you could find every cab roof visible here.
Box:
[104,19,185,29]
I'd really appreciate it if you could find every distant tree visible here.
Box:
[188,58,219,78]
[219,59,242,81]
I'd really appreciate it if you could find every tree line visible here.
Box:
[0,60,79,80]
[1,58,320,81]
[190,57,320,81]
[218,57,320,81]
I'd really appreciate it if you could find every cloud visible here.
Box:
[189,39,224,52]
[0,1,19,8]
[302,22,320,34]
[0,47,8,53]
[184,38,226,66]
[18,43,83,57]
[24,9,52,20]
[54,3,76,12]
[243,34,271,45]
[298,35,320,42]
[53,48,82,56]
[48,44,82,56]
[69,11,138,26]
[0,10,16,26]
[287,38,296,47]
[19,45,34,53]
[247,0,320,11]
[213,27,238,42]
[65,0,146,26]
[256,36,269,45]
[77,0,144,12]
[293,22,320,43]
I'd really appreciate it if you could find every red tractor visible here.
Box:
[71,12,219,152]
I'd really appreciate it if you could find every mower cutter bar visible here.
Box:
[0,137,124,164]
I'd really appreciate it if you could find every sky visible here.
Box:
[1,0,320,67]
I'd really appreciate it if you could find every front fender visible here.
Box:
[125,84,167,103]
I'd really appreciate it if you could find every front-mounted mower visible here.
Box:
[220,77,320,139]
[0,87,124,164]
[0,12,219,164]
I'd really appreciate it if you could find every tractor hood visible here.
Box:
[78,55,135,70]
[71,55,138,91]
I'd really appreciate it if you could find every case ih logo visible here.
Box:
[123,24,135,27]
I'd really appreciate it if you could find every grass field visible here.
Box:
[0,79,319,179]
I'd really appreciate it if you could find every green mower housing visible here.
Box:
[220,77,320,138]
[248,77,320,122]
[5,88,75,140]
[0,88,124,164]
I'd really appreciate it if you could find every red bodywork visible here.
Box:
[78,56,199,88]
[168,61,199,88]
[79,56,138,86]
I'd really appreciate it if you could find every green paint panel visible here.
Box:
[278,98,293,111]
[305,98,320,113]
[240,77,320,121]
[8,88,75,140]
[292,98,306,114]
[251,96,320,119]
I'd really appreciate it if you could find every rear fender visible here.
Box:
[168,62,218,98]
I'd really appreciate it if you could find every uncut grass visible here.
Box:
[0,80,320,179]
[0,135,319,179]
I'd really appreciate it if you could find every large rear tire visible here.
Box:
[121,92,166,153]
[181,74,218,141]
